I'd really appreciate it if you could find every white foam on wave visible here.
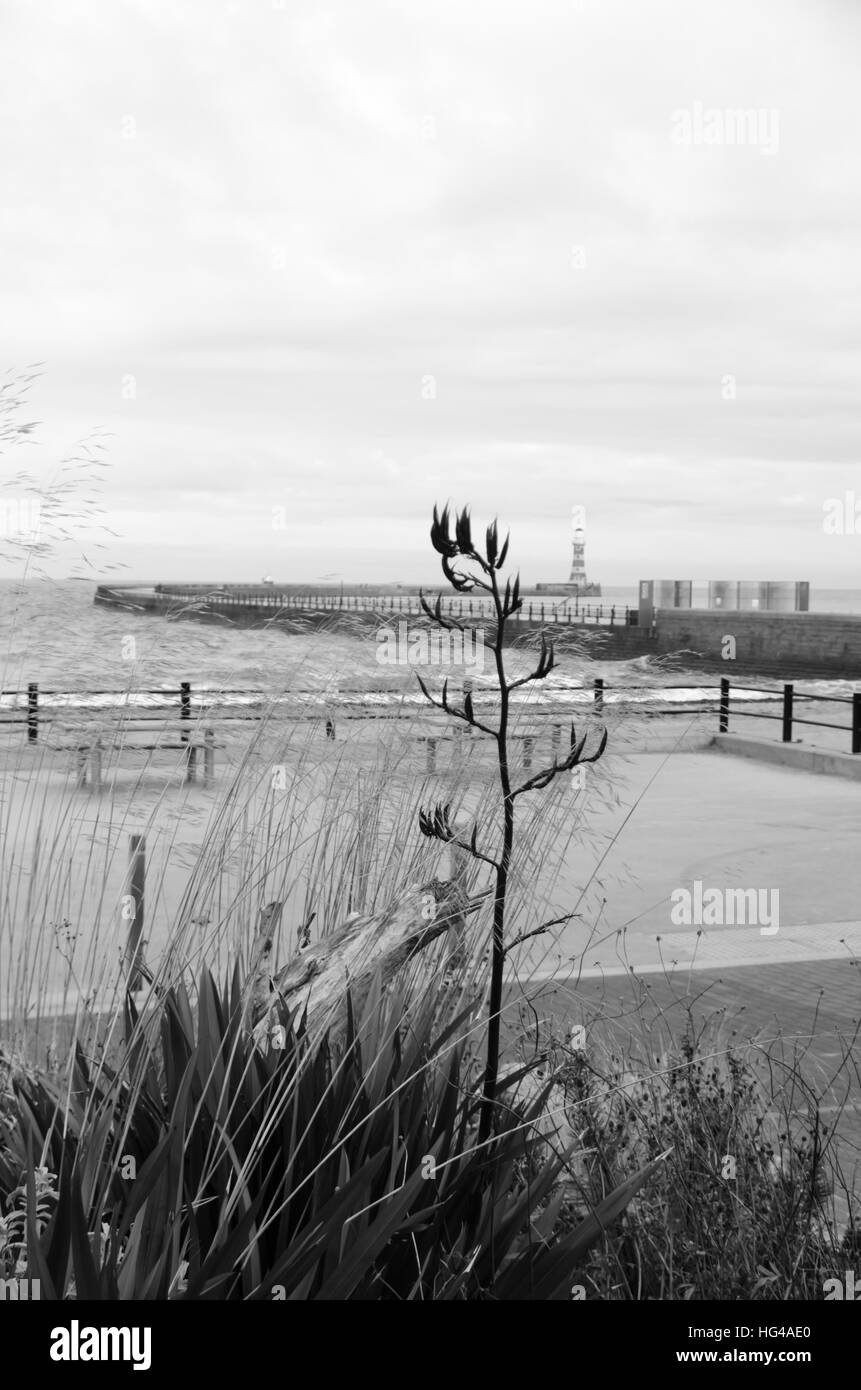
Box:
[0,682,839,713]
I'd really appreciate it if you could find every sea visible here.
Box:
[1,580,860,716]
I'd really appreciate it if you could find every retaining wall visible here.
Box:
[655,609,861,676]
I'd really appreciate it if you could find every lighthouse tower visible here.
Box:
[534,516,601,595]
[569,525,589,588]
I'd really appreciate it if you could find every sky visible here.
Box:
[1,0,860,587]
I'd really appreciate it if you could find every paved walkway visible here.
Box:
[518,920,861,980]
[501,954,861,1226]
[505,749,861,978]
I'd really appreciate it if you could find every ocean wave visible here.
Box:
[0,683,837,713]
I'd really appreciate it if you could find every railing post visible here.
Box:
[27,681,38,743]
[719,677,730,733]
[523,734,534,769]
[782,683,794,743]
[204,728,215,785]
[126,833,146,994]
[594,678,604,714]
[89,740,102,792]
[181,681,198,781]
[853,692,861,755]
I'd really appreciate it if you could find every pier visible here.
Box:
[93,582,637,629]
[92,583,861,676]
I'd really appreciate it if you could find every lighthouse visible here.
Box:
[569,525,588,587]
[534,517,601,595]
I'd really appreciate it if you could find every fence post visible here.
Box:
[552,723,561,756]
[523,735,534,769]
[126,833,146,993]
[27,682,38,743]
[594,678,604,714]
[853,692,861,755]
[463,679,473,735]
[180,680,191,775]
[719,677,730,733]
[204,728,215,785]
[782,683,794,743]
[89,740,102,792]
[426,737,436,775]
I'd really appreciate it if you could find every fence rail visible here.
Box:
[718,677,860,754]
[3,677,858,754]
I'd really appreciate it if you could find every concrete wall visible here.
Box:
[563,623,656,658]
[712,733,861,780]
[655,608,861,675]
[96,587,859,676]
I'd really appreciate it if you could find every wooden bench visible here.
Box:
[67,726,216,790]
[416,726,564,774]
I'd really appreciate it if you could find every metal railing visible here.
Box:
[718,677,860,754]
[4,677,858,755]
[98,584,636,627]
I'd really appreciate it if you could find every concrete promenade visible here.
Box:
[501,954,861,1214]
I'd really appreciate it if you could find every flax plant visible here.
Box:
[417,505,608,1145]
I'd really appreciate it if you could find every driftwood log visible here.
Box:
[245,860,482,1048]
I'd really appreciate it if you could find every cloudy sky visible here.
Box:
[2,0,859,586]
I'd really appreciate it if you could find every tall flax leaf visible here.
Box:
[495,1152,670,1300]
[313,1150,443,1300]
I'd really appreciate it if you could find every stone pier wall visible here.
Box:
[654,609,861,676]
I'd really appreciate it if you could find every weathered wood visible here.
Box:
[89,741,102,791]
[204,727,215,785]
[247,876,478,1048]
[243,901,283,1032]
[125,833,146,993]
